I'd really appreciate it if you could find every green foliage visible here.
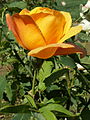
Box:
[0,0,90,120]
[39,104,76,117]
[12,113,32,120]
[6,1,27,9]
[59,56,76,68]
[25,95,37,108]
[5,82,13,101]
[41,111,57,120]
[0,76,7,100]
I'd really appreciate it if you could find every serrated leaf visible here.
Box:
[13,113,45,120]
[42,111,57,120]
[6,1,27,9]
[38,82,46,91]
[0,75,7,100]
[59,56,76,68]
[13,113,32,120]
[39,104,76,117]
[44,68,68,87]
[37,61,54,81]
[33,112,45,120]
[47,85,60,92]
[0,105,34,113]
[25,95,37,109]
[13,112,45,120]
[81,56,90,64]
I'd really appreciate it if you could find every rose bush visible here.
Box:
[6,7,86,59]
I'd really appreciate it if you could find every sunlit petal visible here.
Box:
[6,14,26,49]
[28,43,86,59]
[60,11,72,34]
[12,13,46,50]
[30,7,65,44]
[58,25,82,43]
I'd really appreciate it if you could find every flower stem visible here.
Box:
[32,70,37,96]
[66,71,71,96]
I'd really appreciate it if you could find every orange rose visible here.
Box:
[6,7,86,59]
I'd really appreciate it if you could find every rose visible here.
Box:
[6,7,86,59]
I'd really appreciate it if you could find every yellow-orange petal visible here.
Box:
[28,44,57,59]
[30,8,65,44]
[60,11,72,35]
[12,13,46,50]
[30,7,54,15]
[19,8,31,15]
[19,7,53,16]
[6,14,26,49]
[28,43,86,59]
[58,25,82,43]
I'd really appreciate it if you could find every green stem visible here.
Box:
[66,71,71,96]
[66,71,71,112]
[32,70,37,95]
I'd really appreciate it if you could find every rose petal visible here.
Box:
[61,11,72,34]
[58,25,82,43]
[28,44,57,59]
[30,7,54,15]
[7,13,46,50]
[30,7,65,44]
[28,43,86,59]
[54,43,87,58]
[6,14,26,49]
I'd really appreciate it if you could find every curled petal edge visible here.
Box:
[28,43,87,59]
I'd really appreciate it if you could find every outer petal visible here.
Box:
[30,7,66,44]
[60,11,72,34]
[6,14,26,49]
[28,43,86,59]
[58,25,82,43]
[13,13,46,50]
[54,43,87,58]
[7,13,46,50]
[28,44,57,59]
